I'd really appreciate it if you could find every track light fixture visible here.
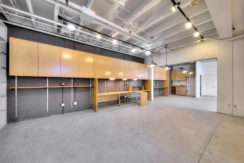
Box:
[194,31,200,37]
[185,22,192,29]
[131,48,137,53]
[171,0,204,40]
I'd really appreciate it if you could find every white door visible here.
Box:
[233,38,244,117]
[187,77,195,97]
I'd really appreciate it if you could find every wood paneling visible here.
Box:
[39,43,61,77]
[154,66,166,80]
[171,69,195,81]
[9,37,38,76]
[124,61,149,80]
[171,70,187,81]
[61,48,94,78]
[94,55,124,79]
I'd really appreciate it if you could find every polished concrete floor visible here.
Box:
[0,96,243,163]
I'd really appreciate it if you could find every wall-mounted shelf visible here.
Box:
[154,86,168,89]
[8,85,93,90]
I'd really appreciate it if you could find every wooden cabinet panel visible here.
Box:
[124,61,149,80]
[171,69,195,81]
[171,70,186,81]
[154,66,166,80]
[38,43,61,77]
[94,55,124,79]
[61,48,94,78]
[9,37,38,76]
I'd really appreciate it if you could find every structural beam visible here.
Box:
[26,0,36,26]
[205,0,232,39]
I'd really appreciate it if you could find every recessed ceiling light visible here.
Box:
[145,51,151,55]
[194,31,200,37]
[67,23,75,31]
[185,22,192,29]
[96,34,101,40]
[112,39,118,45]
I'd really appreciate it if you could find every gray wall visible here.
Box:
[7,77,92,122]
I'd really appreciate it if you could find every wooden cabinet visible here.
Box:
[9,37,38,76]
[38,43,61,77]
[61,48,94,78]
[94,55,124,79]
[154,66,166,80]
[171,85,187,96]
[171,70,186,81]
[124,61,149,80]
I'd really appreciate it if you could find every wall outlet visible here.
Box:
[73,101,78,106]
[61,103,65,107]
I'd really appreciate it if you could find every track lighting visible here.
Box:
[109,78,115,80]
[96,34,101,40]
[145,51,151,56]
[185,22,192,29]
[194,31,200,37]
[67,23,75,31]
[112,39,118,45]
[131,48,137,53]
[123,78,127,81]
[171,5,177,12]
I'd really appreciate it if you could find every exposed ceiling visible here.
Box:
[0,0,243,58]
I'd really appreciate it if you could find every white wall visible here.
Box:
[146,38,244,116]
[195,61,203,98]
[0,20,7,130]
[201,60,217,96]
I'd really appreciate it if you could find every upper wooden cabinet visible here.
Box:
[61,48,94,78]
[94,55,124,79]
[124,61,149,80]
[171,70,186,81]
[154,66,166,80]
[171,69,195,81]
[38,43,61,77]
[9,37,38,76]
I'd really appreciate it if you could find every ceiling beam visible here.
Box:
[137,0,192,33]
[86,0,94,9]
[205,0,232,39]
[26,0,36,27]
[151,19,213,48]
[127,0,161,24]
[151,8,208,37]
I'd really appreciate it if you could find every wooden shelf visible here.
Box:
[8,85,93,90]
[154,86,168,89]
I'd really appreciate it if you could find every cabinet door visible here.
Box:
[39,43,61,77]
[94,55,124,79]
[61,48,94,78]
[154,67,166,80]
[124,60,137,79]
[233,39,244,117]
[171,70,186,81]
[9,37,38,76]
[76,51,94,78]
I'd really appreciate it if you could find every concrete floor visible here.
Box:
[0,96,244,163]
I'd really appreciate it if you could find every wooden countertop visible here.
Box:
[97,90,148,96]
